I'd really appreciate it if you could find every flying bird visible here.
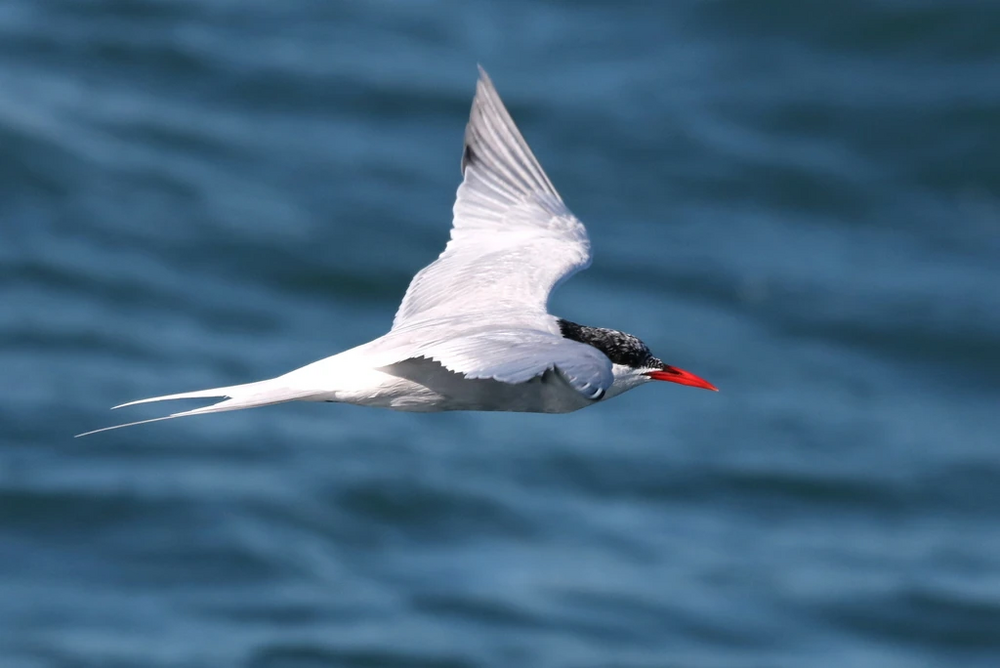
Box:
[78,67,716,437]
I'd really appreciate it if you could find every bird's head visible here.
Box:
[558,319,717,398]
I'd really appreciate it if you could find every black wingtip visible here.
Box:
[461,142,476,175]
[461,65,491,175]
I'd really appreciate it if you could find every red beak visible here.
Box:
[645,366,718,391]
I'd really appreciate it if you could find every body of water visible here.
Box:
[2,1,999,666]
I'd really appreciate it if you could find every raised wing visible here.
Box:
[392,67,591,329]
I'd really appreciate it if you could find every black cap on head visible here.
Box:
[557,319,662,369]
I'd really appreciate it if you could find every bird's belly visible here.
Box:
[370,359,592,414]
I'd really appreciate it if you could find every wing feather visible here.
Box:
[369,319,613,400]
[392,67,591,329]
[384,68,605,399]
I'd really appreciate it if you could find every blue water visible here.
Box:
[3,1,1000,666]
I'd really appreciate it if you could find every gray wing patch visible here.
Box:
[371,323,613,400]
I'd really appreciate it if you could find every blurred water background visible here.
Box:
[2,1,999,666]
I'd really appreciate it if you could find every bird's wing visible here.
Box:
[370,319,613,399]
[391,66,591,330]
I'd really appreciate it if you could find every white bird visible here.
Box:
[78,67,716,437]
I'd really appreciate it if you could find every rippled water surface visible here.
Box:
[3,1,1000,666]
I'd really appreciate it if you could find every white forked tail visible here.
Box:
[76,377,321,437]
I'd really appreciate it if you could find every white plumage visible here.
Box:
[78,67,715,437]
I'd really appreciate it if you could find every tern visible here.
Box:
[78,67,716,437]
